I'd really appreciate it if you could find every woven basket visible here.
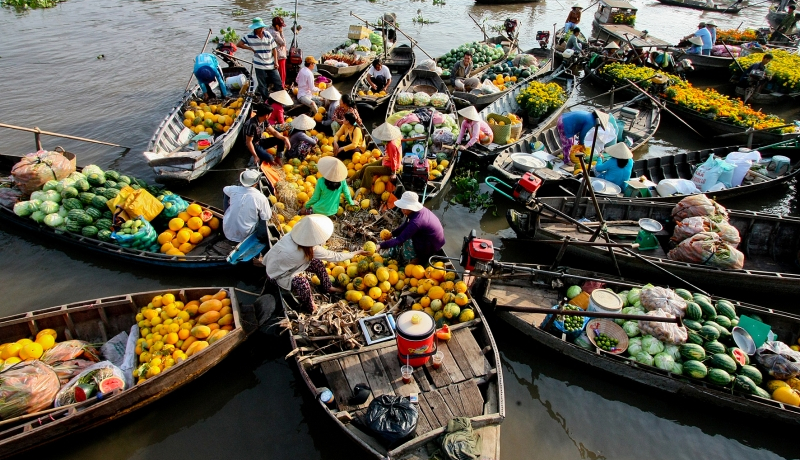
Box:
[486,113,512,145]
[412,84,437,95]
[585,319,629,354]
[504,112,522,140]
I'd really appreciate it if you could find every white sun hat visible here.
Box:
[393,191,424,212]
[239,169,261,187]
[290,214,335,246]
[317,156,348,182]
[291,114,317,131]
[372,122,402,141]
[457,105,481,122]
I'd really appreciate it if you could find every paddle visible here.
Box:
[0,122,130,152]
[185,29,214,93]
[623,78,705,138]
[468,13,489,42]
[350,12,435,61]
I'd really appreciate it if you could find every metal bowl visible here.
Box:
[732,326,757,355]
[589,178,622,196]
[638,218,663,233]
[510,153,547,172]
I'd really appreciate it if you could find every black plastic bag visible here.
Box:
[363,395,418,446]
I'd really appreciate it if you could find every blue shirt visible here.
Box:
[193,53,229,97]
[694,27,713,50]
[595,157,633,189]
[242,32,276,70]
[560,111,596,145]
[707,27,717,45]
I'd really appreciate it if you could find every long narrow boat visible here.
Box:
[0,287,266,458]
[767,9,799,35]
[472,263,800,425]
[465,67,576,161]
[0,154,278,269]
[351,44,416,115]
[437,36,516,80]
[732,85,800,105]
[386,69,459,201]
[506,196,800,298]
[655,0,742,13]
[488,94,661,184]
[278,257,504,459]
[145,66,254,185]
[317,27,398,80]
[667,48,734,73]
[452,48,554,111]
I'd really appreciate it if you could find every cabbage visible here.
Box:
[627,337,643,356]
[397,92,414,106]
[44,190,61,203]
[430,92,449,108]
[39,201,59,215]
[618,290,629,307]
[628,288,641,305]
[43,213,64,227]
[413,92,431,107]
[68,172,84,181]
[618,306,644,325]
[42,180,59,192]
[30,210,46,223]
[55,179,74,193]
[28,199,42,211]
[664,344,681,362]
[622,321,640,337]
[634,351,654,366]
[641,335,665,355]
[633,300,643,310]
[30,191,47,202]
[13,201,34,217]
[82,164,104,177]
[654,352,675,371]
[414,124,426,134]
[671,362,683,375]
[58,206,68,218]
[566,285,581,299]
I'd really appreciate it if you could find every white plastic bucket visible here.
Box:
[726,159,751,187]
[588,289,623,314]
[226,75,246,90]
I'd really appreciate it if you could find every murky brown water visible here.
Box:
[1,0,797,458]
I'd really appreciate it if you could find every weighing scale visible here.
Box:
[635,218,662,251]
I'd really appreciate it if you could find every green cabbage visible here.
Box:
[671,362,683,375]
[622,321,640,337]
[39,201,59,215]
[664,344,681,362]
[627,288,641,305]
[566,285,581,299]
[43,213,64,227]
[641,335,664,355]
[634,351,654,366]
[30,211,46,223]
[654,352,675,371]
[13,201,34,217]
[82,164,104,177]
[627,337,643,356]
[618,290,630,308]
[30,191,47,202]
[58,206,68,218]
[43,190,61,203]
[42,180,59,192]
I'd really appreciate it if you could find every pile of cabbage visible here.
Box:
[413,92,431,107]
[397,92,414,106]
[430,93,449,108]
[13,171,90,228]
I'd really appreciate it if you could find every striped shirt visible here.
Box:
[242,32,276,70]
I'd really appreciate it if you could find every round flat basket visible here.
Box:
[585,319,629,354]
[412,84,437,95]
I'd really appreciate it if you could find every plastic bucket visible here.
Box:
[725,158,751,187]
[588,289,623,314]
[395,310,435,367]
[225,75,246,90]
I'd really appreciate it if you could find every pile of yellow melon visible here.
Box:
[490,74,517,92]
[183,98,245,135]
[357,89,388,98]
[157,203,220,257]
[134,290,233,383]
[0,329,58,367]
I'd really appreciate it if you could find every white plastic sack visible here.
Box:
[726,149,761,163]
[583,125,618,156]
[691,155,734,192]
[122,324,140,389]
[416,59,437,71]
[656,179,700,197]
[100,331,128,368]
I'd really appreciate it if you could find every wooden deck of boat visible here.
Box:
[540,221,671,257]
[320,326,491,437]
[485,282,558,327]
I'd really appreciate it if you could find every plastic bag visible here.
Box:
[581,281,605,294]
[754,341,800,380]
[671,194,729,223]
[121,324,140,389]
[160,194,188,219]
[667,232,745,269]
[50,359,95,385]
[416,59,437,71]
[479,80,500,95]
[363,395,418,446]
[106,186,164,222]
[542,305,590,341]
[41,340,100,365]
[691,155,735,192]
[637,309,688,345]
[432,128,456,146]
[712,220,741,247]
[111,216,158,249]
[513,54,539,68]
[54,361,126,407]
[0,360,61,419]
[656,179,700,197]
[100,331,129,368]
[11,150,76,197]
[573,331,594,350]
[639,286,687,318]
[0,188,22,208]
[671,216,710,243]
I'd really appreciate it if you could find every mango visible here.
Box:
[191,325,211,339]
[198,299,223,314]
[197,311,221,325]
[186,340,209,357]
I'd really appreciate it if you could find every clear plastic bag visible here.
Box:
[671,216,710,243]
[41,340,100,365]
[637,309,688,345]
[160,194,188,219]
[54,361,126,407]
[50,359,95,385]
[640,286,687,318]
[0,360,61,419]
[754,341,800,380]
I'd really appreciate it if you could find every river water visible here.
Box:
[0,0,797,458]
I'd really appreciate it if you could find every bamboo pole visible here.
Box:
[0,123,128,150]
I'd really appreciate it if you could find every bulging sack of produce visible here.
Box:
[54,361,126,407]
[637,310,688,345]
[513,53,539,68]
[107,186,164,222]
[11,150,76,197]
[754,341,800,380]
[41,340,100,365]
[671,194,728,223]
[429,93,449,108]
[362,395,418,446]
[50,359,95,385]
[667,232,744,269]
[112,216,158,249]
[691,155,734,192]
[413,92,431,107]
[160,194,188,219]
[0,360,61,419]
[671,216,710,243]
[415,59,437,72]
[640,286,687,318]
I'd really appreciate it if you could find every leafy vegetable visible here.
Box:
[641,335,665,355]
[449,167,495,215]
[622,321,640,337]
[654,352,675,371]
[634,351,654,366]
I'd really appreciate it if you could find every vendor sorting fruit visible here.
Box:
[378,191,445,265]
[222,169,272,242]
[265,214,368,312]
[302,157,357,216]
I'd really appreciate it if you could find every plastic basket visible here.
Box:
[504,112,523,140]
[348,25,372,40]
[486,113,512,145]
[585,319,629,354]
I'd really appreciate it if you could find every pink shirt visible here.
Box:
[457,119,493,148]
[268,102,285,125]
[382,139,402,172]
[296,66,316,99]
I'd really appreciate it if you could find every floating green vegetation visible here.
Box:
[2,0,64,9]
[450,167,495,214]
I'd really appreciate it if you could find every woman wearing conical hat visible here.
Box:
[455,106,493,151]
[352,122,402,190]
[303,156,357,216]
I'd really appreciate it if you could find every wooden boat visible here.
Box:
[317,27,398,80]
[145,66,254,185]
[465,67,576,161]
[593,0,639,29]
[0,287,267,458]
[732,85,800,105]
[767,9,799,35]
[655,0,742,13]
[667,48,734,73]
[0,154,279,269]
[437,36,516,80]
[452,48,554,111]
[488,94,660,185]
[279,258,504,459]
[506,196,800,298]
[351,44,416,114]
[590,0,671,50]
[386,69,458,201]
[474,0,536,3]
[473,264,800,425]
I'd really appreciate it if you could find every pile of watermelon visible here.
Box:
[484,62,534,84]
[438,41,505,72]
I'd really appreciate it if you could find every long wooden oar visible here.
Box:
[623,78,705,138]
[350,12,435,61]
[0,123,129,152]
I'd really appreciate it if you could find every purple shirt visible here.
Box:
[379,207,445,262]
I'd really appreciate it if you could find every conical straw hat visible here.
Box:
[320,86,341,101]
[372,122,402,141]
[593,109,610,130]
[290,214,335,246]
[269,90,293,106]
[458,106,480,122]
[317,156,348,182]
[604,143,633,159]
[291,114,316,131]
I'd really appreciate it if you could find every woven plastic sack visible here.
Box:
[161,194,188,219]
[513,54,539,68]
[486,113,511,145]
[0,361,61,419]
[671,194,729,223]
[640,286,687,318]
[11,150,76,197]
[667,232,745,269]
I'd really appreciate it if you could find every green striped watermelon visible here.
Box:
[706,368,733,386]
[738,365,762,385]
[708,353,738,373]
[685,302,703,321]
[715,300,736,319]
[680,343,706,361]
[683,360,707,379]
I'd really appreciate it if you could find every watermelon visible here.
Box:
[112,181,126,190]
[92,195,109,210]
[81,226,99,238]
[730,317,739,328]
[728,346,749,365]
[706,368,733,386]
[752,386,771,400]
[117,175,131,185]
[680,343,706,361]
[93,187,107,195]
[60,187,79,200]
[708,353,738,373]
[715,300,736,319]
[87,173,106,186]
[98,376,125,393]
[105,170,120,181]
[699,325,720,342]
[97,229,112,242]
[103,189,118,200]
[694,295,716,320]
[63,198,83,211]
[67,209,86,220]
[65,218,82,233]
[95,218,113,230]
[674,288,692,301]
[738,365,762,385]
[686,331,704,345]
[85,207,102,220]
[79,192,96,205]
[685,302,702,321]
[714,315,731,329]
[105,180,117,189]
[77,213,93,226]
[102,210,113,219]
[704,341,726,355]
[75,179,91,192]
[683,319,702,331]
[683,360,708,379]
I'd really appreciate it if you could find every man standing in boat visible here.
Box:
[237,17,282,99]
[683,23,713,56]
[565,4,582,33]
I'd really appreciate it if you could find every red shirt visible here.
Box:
[382,139,402,173]
[268,102,285,125]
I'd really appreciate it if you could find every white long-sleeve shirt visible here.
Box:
[296,66,317,99]
[222,186,272,243]
[265,234,351,290]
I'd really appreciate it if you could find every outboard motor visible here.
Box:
[512,172,543,202]
[675,59,694,80]
[401,156,428,191]
[536,31,551,48]
[460,230,495,272]
[649,73,671,95]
